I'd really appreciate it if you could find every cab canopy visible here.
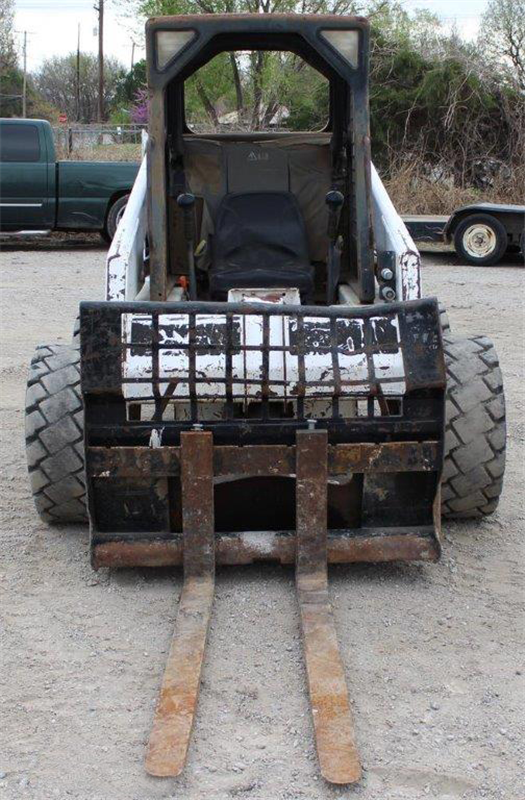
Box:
[145,14,374,303]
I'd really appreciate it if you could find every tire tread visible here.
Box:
[25,344,87,524]
[442,335,506,519]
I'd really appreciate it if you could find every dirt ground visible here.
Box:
[0,241,523,800]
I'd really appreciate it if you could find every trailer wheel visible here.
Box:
[442,335,506,518]
[453,213,507,266]
[25,344,87,524]
[104,194,129,241]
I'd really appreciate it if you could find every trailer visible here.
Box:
[404,203,525,265]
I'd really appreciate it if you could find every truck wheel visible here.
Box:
[104,194,129,241]
[442,335,506,519]
[453,213,507,266]
[25,344,87,524]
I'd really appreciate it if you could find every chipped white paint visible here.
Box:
[106,154,148,302]
[371,162,422,301]
[121,307,406,407]
[149,428,164,448]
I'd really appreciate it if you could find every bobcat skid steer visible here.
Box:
[25,14,506,785]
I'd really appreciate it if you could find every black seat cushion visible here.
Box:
[209,191,314,299]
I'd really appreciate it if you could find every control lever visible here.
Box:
[177,192,197,300]
[325,190,344,305]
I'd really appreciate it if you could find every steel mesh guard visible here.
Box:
[80,296,444,436]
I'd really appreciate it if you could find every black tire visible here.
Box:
[453,213,508,266]
[442,335,506,519]
[25,345,87,524]
[104,194,129,241]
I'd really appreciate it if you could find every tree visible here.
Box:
[0,0,22,115]
[481,0,525,91]
[0,0,17,73]
[115,58,147,105]
[35,53,126,123]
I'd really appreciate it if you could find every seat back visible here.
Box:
[209,191,314,298]
[215,191,310,270]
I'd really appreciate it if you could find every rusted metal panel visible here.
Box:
[328,441,438,473]
[87,441,440,478]
[180,432,214,576]
[295,430,361,784]
[296,430,329,572]
[145,432,214,777]
[93,528,440,569]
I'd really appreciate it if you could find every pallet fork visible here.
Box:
[145,430,361,784]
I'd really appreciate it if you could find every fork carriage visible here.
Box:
[82,296,445,571]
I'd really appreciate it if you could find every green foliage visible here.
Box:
[108,107,133,124]
[115,59,147,105]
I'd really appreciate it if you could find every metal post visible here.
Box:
[97,0,104,122]
[22,31,27,118]
[76,23,81,122]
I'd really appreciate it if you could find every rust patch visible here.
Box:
[93,529,440,569]
[87,441,440,478]
[295,430,361,784]
[145,431,214,778]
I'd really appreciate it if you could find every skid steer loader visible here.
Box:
[25,14,506,785]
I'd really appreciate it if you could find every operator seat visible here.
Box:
[209,191,315,300]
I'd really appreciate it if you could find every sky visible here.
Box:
[13,0,490,73]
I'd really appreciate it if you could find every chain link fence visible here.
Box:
[53,124,147,161]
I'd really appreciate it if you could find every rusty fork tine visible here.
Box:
[145,431,215,778]
[295,430,362,785]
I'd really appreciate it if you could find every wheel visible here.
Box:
[453,213,508,266]
[441,335,506,519]
[25,344,87,524]
[104,194,129,241]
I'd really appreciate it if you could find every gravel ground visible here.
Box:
[0,243,523,800]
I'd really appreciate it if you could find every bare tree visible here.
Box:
[481,0,525,91]
[35,53,125,123]
[0,0,17,73]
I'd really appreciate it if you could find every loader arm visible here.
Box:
[106,151,148,303]
[370,163,422,303]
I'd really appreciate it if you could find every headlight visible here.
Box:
[156,30,195,71]
[320,29,359,68]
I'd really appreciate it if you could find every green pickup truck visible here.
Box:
[0,118,139,240]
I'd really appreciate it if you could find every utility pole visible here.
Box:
[95,0,104,122]
[76,24,81,122]
[22,31,27,118]
[131,40,135,71]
